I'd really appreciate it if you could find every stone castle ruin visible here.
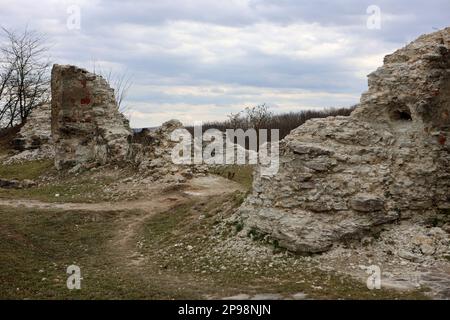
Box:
[5,28,450,258]
[9,64,205,180]
[6,103,53,163]
[51,65,132,170]
[238,28,450,254]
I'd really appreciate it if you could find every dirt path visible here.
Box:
[0,175,244,212]
[109,175,245,267]
[0,196,192,213]
[0,175,244,269]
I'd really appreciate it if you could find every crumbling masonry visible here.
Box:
[238,28,450,254]
[51,65,132,170]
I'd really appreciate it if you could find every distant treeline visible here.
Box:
[185,105,357,141]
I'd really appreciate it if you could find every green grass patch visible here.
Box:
[0,206,119,299]
[211,165,253,190]
[0,178,109,203]
[0,205,189,299]
[142,201,195,246]
[0,166,121,204]
[0,160,53,180]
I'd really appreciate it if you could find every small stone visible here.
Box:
[398,249,421,262]
[420,243,436,256]
[250,294,283,300]
[350,194,384,212]
[222,294,251,300]
[292,292,307,300]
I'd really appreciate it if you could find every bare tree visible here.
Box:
[227,111,245,130]
[92,63,132,113]
[0,27,50,128]
[0,61,14,124]
[224,104,273,132]
[186,104,355,142]
[107,71,132,113]
[244,103,272,131]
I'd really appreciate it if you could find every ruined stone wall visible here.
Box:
[238,28,450,254]
[130,119,208,182]
[51,65,132,170]
[5,103,54,163]
[12,103,52,152]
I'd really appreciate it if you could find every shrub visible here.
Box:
[185,104,357,141]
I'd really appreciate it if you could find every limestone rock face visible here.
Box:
[7,103,54,162]
[131,119,208,182]
[239,28,450,254]
[13,103,52,151]
[51,65,132,170]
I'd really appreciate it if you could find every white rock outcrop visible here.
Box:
[238,28,450,254]
[130,119,208,182]
[6,103,54,163]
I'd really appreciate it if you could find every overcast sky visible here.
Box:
[0,0,448,127]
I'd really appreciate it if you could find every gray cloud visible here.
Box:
[0,0,448,127]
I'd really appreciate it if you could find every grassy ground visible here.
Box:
[0,160,54,180]
[0,194,429,300]
[0,161,255,204]
[0,160,124,203]
[0,206,120,299]
[0,205,193,299]
[0,160,429,299]
[135,193,429,300]
[210,165,254,191]
[0,176,115,203]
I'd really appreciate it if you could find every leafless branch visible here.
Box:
[0,26,51,128]
[92,65,133,113]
